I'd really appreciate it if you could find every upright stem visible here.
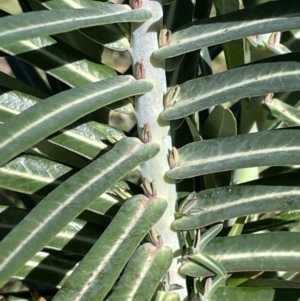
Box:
[130,1,187,299]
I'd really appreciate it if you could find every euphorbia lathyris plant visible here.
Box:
[1,0,300,300]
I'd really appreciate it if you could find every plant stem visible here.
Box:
[130,1,187,299]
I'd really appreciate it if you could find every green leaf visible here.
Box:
[163,0,176,5]
[39,0,108,9]
[47,121,122,160]
[234,218,298,235]
[199,47,213,77]
[202,105,237,139]
[173,180,300,230]
[109,243,173,301]
[167,129,300,180]
[189,252,226,277]
[52,196,168,301]
[0,90,125,159]
[211,286,300,301]
[28,140,89,168]
[0,0,22,15]
[0,5,151,47]
[0,89,41,122]
[206,275,226,299]
[37,0,130,51]
[0,205,101,256]
[0,153,125,217]
[0,155,72,194]
[0,76,153,166]
[155,291,180,301]
[200,224,223,251]
[15,249,78,288]
[0,70,48,99]
[86,192,123,218]
[263,96,300,126]
[0,137,160,288]
[80,24,130,51]
[225,271,262,287]
[161,53,300,120]
[165,55,184,72]
[240,278,300,289]
[154,0,300,59]
[180,232,300,277]
[214,0,246,70]
[1,36,115,87]
[185,117,202,142]
[228,216,247,237]
[213,0,239,14]
[202,106,236,189]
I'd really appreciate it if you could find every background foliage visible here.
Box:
[1,0,300,300]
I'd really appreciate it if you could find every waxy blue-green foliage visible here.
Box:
[0,0,300,300]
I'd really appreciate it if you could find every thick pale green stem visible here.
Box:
[130,1,187,299]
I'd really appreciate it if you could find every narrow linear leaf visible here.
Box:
[47,121,118,160]
[39,0,108,9]
[0,89,125,159]
[229,218,298,235]
[0,70,48,99]
[225,271,262,287]
[0,155,73,194]
[29,140,89,169]
[161,53,300,120]
[52,196,168,301]
[27,0,128,57]
[167,129,300,180]
[173,181,300,230]
[241,279,300,289]
[180,232,300,277]
[228,216,247,237]
[163,0,176,5]
[0,205,102,256]
[211,286,300,301]
[200,224,223,251]
[39,0,130,51]
[84,191,123,218]
[206,275,226,299]
[0,90,41,122]
[0,5,151,47]
[155,291,180,301]
[185,117,202,142]
[0,76,153,166]
[0,138,160,288]
[154,0,300,59]
[214,0,245,70]
[109,243,173,301]
[189,252,226,277]
[276,209,300,222]
[0,153,124,217]
[0,0,115,81]
[80,24,130,51]
[199,46,213,77]
[1,36,116,87]
[202,105,236,189]
[264,97,300,126]
[15,250,78,288]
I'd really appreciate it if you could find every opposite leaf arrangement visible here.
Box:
[1,0,300,301]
